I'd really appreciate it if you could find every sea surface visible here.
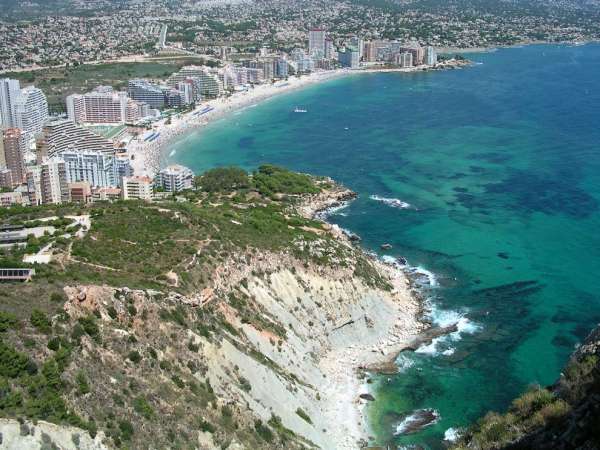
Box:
[170,44,600,448]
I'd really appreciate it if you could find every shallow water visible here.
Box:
[171,43,600,448]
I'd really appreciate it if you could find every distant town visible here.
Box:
[0,24,455,211]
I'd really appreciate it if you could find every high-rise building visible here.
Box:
[309,29,326,58]
[61,150,125,188]
[40,158,69,204]
[155,164,194,193]
[122,176,153,201]
[364,41,377,62]
[1,79,48,147]
[167,66,224,98]
[0,168,14,189]
[324,39,335,60]
[2,128,25,184]
[401,45,424,65]
[36,119,114,160]
[0,78,21,128]
[26,166,42,205]
[14,86,48,145]
[338,49,360,69]
[275,58,289,78]
[67,87,146,124]
[349,37,364,58]
[425,46,437,65]
[128,80,166,109]
[399,52,413,68]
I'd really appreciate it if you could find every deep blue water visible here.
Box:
[170,44,600,448]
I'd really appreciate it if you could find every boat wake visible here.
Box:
[369,195,412,209]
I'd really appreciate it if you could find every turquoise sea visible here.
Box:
[170,44,600,448]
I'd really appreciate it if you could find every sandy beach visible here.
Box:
[126,60,469,178]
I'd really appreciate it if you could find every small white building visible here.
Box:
[155,164,194,193]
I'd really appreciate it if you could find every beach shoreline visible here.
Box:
[126,59,471,178]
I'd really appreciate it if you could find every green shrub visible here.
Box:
[0,311,18,332]
[76,371,90,395]
[128,351,142,363]
[254,419,274,442]
[133,396,154,419]
[119,420,134,441]
[295,407,312,424]
[30,309,51,334]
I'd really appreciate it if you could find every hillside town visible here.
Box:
[2,0,600,72]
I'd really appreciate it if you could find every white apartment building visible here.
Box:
[122,176,153,201]
[155,164,194,192]
[66,87,147,124]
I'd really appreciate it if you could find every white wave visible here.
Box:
[415,304,481,356]
[395,354,415,372]
[415,337,443,355]
[168,149,176,157]
[369,195,412,209]
[444,427,461,442]
[405,265,438,287]
[394,409,440,435]
[315,201,351,220]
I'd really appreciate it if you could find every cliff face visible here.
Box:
[0,168,422,450]
[454,326,600,450]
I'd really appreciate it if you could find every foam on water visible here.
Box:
[369,195,412,209]
[395,354,416,372]
[315,201,351,220]
[394,409,440,435]
[444,427,461,442]
[415,303,481,356]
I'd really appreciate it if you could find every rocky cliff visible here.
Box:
[0,166,422,449]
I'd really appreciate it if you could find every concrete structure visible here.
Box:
[338,49,360,68]
[2,128,25,184]
[92,186,121,202]
[69,181,92,203]
[425,46,437,65]
[324,38,335,60]
[399,52,413,68]
[0,78,21,128]
[36,119,114,160]
[26,166,42,205]
[122,175,153,200]
[0,191,23,207]
[61,150,128,187]
[0,268,35,282]
[155,164,194,192]
[40,158,69,204]
[14,86,49,146]
[66,86,147,124]
[128,79,165,109]
[309,29,326,58]
[0,168,14,188]
[364,41,377,62]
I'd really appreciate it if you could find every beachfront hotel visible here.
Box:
[66,87,151,125]
[309,29,326,58]
[36,119,115,160]
[61,150,133,188]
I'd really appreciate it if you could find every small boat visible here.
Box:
[294,107,307,113]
